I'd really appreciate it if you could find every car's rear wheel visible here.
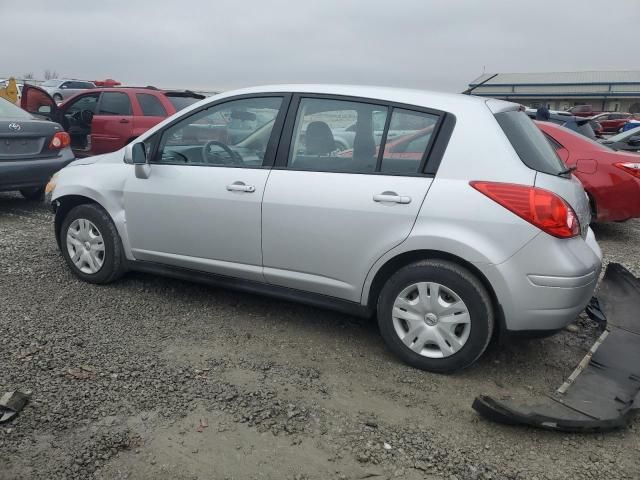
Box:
[19,187,45,200]
[59,204,126,284]
[377,260,494,373]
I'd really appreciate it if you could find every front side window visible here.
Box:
[98,92,132,115]
[137,93,167,116]
[65,93,100,114]
[154,96,282,167]
[288,98,388,173]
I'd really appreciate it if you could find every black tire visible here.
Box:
[53,93,63,103]
[19,187,45,201]
[59,203,126,284]
[377,260,494,373]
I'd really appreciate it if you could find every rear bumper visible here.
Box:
[0,148,74,192]
[473,263,640,433]
[476,228,602,332]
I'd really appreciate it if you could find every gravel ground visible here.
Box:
[1,192,639,480]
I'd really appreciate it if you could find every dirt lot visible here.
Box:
[1,193,639,480]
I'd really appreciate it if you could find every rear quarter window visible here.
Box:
[166,95,201,111]
[495,110,565,175]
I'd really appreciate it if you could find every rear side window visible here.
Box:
[380,109,439,174]
[166,95,201,111]
[98,92,132,115]
[495,110,565,175]
[137,93,167,116]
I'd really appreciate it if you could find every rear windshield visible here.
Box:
[563,120,596,140]
[0,98,31,119]
[166,95,201,111]
[495,110,565,175]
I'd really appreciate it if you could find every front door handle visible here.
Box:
[119,118,130,124]
[226,181,256,193]
[373,191,411,204]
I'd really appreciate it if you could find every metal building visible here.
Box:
[468,71,640,113]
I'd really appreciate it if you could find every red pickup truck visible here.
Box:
[21,84,204,157]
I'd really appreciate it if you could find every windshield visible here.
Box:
[604,126,640,143]
[41,80,61,87]
[495,110,566,175]
[0,98,32,119]
[166,95,201,111]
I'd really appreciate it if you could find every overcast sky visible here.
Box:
[2,0,638,92]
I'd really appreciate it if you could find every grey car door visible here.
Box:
[123,95,287,282]
[261,96,441,302]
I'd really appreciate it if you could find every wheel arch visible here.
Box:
[53,195,100,248]
[365,249,504,336]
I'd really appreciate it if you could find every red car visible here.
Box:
[20,85,203,157]
[591,112,639,133]
[537,121,640,222]
[568,105,602,117]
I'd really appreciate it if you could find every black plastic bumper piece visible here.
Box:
[473,263,640,432]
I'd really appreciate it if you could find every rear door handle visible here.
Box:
[119,118,130,124]
[226,181,256,193]
[373,192,411,204]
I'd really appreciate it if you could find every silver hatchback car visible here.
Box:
[47,85,602,373]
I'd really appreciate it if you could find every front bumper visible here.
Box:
[473,263,640,432]
[0,149,74,192]
[476,228,602,332]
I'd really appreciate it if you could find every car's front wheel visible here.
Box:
[377,260,494,373]
[59,204,125,284]
[53,93,63,103]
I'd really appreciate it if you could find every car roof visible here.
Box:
[210,84,518,114]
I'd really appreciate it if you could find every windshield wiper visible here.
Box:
[558,166,577,176]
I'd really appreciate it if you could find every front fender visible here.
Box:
[52,160,135,260]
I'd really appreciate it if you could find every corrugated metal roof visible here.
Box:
[470,71,640,86]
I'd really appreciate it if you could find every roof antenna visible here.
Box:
[462,73,498,95]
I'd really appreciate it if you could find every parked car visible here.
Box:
[20,85,204,157]
[590,113,638,133]
[525,109,597,139]
[40,79,96,103]
[46,85,601,373]
[568,105,602,117]
[537,121,640,222]
[0,97,74,199]
[599,126,640,153]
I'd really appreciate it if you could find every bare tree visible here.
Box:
[43,69,59,80]
[23,72,34,80]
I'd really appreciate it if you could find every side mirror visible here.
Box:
[38,105,51,114]
[628,136,640,146]
[131,142,147,164]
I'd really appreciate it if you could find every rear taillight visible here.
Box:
[470,181,580,238]
[48,132,70,150]
[614,162,640,179]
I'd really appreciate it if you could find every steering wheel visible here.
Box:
[202,140,242,165]
[69,109,93,125]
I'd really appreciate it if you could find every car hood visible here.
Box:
[68,149,124,167]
